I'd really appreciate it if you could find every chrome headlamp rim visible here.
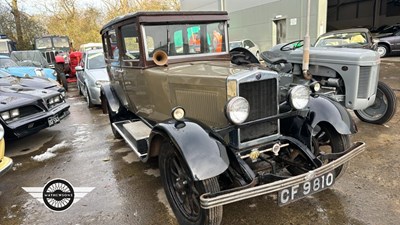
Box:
[289,85,311,110]
[225,96,250,125]
[171,106,185,121]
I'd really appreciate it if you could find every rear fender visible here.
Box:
[148,119,229,181]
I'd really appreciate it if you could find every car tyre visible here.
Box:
[354,81,397,124]
[77,82,82,95]
[159,140,223,225]
[287,124,350,180]
[86,87,94,108]
[377,44,388,57]
[57,72,68,91]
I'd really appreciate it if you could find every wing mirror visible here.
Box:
[75,66,84,71]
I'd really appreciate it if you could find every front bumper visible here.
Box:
[200,141,365,209]
[0,156,13,177]
[4,102,70,139]
[88,86,101,105]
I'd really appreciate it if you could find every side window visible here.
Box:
[103,30,117,60]
[120,24,140,61]
[247,40,255,48]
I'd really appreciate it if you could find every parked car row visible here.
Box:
[0,50,70,144]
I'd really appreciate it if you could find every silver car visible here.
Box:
[229,39,260,59]
[76,49,109,107]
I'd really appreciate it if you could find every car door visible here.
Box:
[103,28,130,108]
[393,31,400,51]
[118,23,147,114]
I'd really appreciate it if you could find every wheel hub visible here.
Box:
[174,177,189,195]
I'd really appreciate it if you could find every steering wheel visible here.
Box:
[280,40,304,51]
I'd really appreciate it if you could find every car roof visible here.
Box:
[101,11,228,34]
[321,28,370,37]
[86,49,104,54]
[80,43,102,48]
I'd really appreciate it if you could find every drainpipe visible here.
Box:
[218,0,226,11]
[303,0,312,80]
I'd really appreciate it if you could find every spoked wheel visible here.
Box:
[354,81,397,125]
[287,124,350,180]
[159,141,223,225]
[312,124,350,180]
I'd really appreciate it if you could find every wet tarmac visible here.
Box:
[0,60,399,225]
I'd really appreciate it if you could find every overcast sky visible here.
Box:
[17,0,102,15]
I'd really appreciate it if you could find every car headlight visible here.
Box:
[289,85,310,109]
[1,109,19,121]
[10,109,19,117]
[226,96,250,125]
[0,124,4,140]
[1,111,10,121]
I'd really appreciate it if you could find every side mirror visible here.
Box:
[75,66,84,71]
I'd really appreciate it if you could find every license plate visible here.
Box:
[48,115,60,127]
[278,171,335,206]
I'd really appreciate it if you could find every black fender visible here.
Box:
[100,84,121,113]
[307,95,357,134]
[149,119,229,181]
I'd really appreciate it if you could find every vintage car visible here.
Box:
[0,86,70,139]
[34,35,71,67]
[100,11,365,225]
[75,49,109,107]
[314,28,378,51]
[0,124,12,176]
[229,39,261,59]
[79,43,103,53]
[0,37,17,56]
[0,69,66,96]
[0,55,58,81]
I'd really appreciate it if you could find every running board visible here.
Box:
[112,120,151,160]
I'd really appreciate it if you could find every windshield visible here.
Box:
[143,22,227,59]
[315,32,368,48]
[53,37,70,48]
[379,25,400,34]
[229,41,243,49]
[87,52,106,70]
[0,42,9,53]
[0,58,18,67]
[35,37,53,49]
[0,69,11,77]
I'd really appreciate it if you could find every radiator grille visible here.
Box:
[357,66,371,98]
[42,51,59,64]
[239,79,278,143]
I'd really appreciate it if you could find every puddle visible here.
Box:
[122,152,140,164]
